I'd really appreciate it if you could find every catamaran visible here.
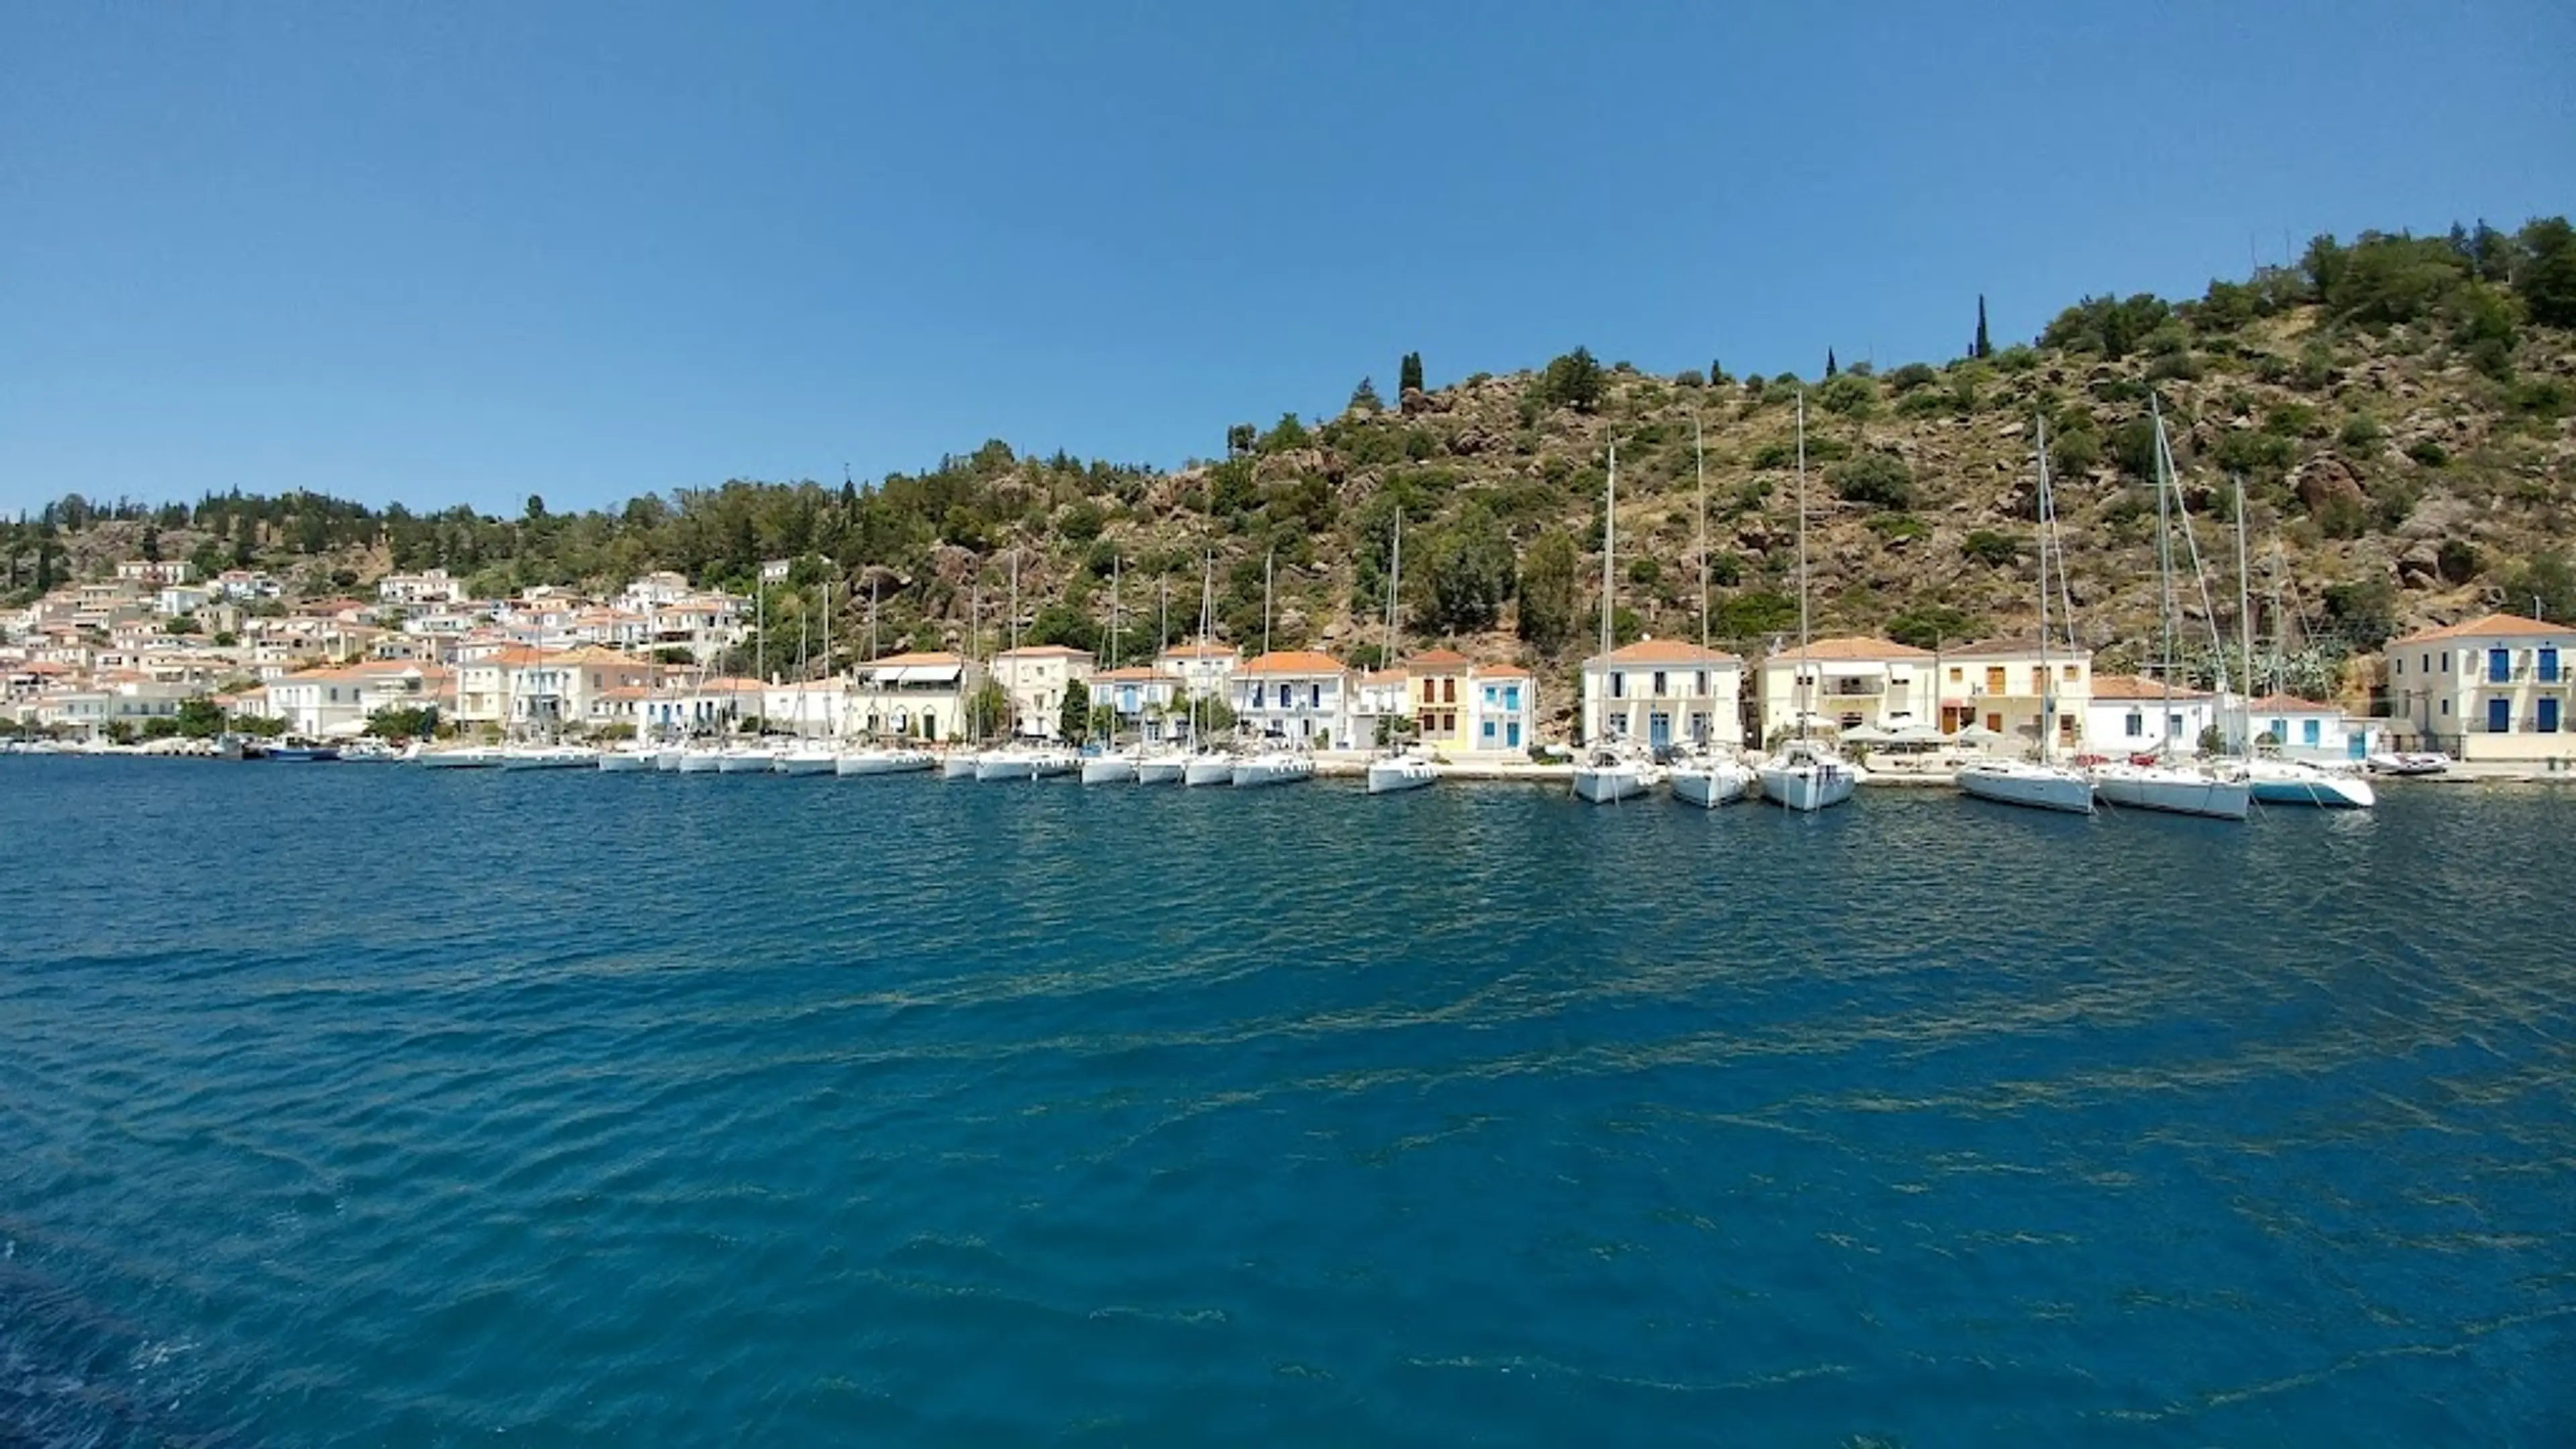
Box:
[2087,399,2251,820]
[1758,392,1856,812]
[1955,415,2094,814]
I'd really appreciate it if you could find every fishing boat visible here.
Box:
[2086,398,2250,821]
[1758,393,1857,813]
[1956,415,2093,815]
[1665,418,1754,808]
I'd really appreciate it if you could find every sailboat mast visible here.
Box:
[2035,415,2055,765]
[2269,539,2287,697]
[1599,428,1617,742]
[1261,549,1273,658]
[2151,398,2177,752]
[1008,547,1019,653]
[2234,475,2255,754]
[1795,390,1811,742]
[1695,413,1709,652]
[1110,551,1122,672]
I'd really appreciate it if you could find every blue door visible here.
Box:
[2542,647,2561,684]
[1507,721,1521,748]
[2488,697,2511,734]
[2489,648,2511,683]
[1648,711,1671,748]
[2542,698,2561,734]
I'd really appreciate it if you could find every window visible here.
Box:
[2063,664,2079,682]
[1482,720,1495,741]
[2302,719,2321,746]
[2541,647,2561,684]
[2394,657,2404,676]
[2489,648,2511,684]
[1611,672,1625,698]
[2440,699,2449,715]
[1421,680,1436,704]
[1986,666,2006,693]
[1695,670,1708,696]
[1949,666,1963,683]
[1309,684,1322,709]
[2440,651,2451,672]
[1986,712,2003,733]
[2125,712,2143,738]
[2030,667,2047,692]
[1652,670,1667,696]
[2059,714,2077,743]
[2421,654,2430,674]
[1442,678,1456,704]
[2167,712,2182,735]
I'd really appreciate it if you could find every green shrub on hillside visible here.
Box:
[1829,453,1915,510]
[1961,531,2021,568]
[1815,373,1878,418]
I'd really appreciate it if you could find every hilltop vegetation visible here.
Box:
[7,215,2572,715]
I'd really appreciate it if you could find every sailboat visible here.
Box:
[837,576,936,776]
[1182,553,1236,787]
[1758,392,1856,812]
[500,613,598,769]
[2235,508,2375,808]
[775,582,839,775]
[1367,511,1436,795]
[1572,429,1662,804]
[1956,415,2094,814]
[1083,553,1140,784]
[2087,399,2251,820]
[1669,414,1754,808]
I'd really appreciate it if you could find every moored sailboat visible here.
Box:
[1956,415,2093,815]
[1758,392,1856,812]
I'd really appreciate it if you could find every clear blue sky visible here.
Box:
[3,0,2567,519]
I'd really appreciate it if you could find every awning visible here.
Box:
[868,665,962,686]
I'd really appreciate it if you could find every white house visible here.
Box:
[1230,649,1352,745]
[843,651,979,742]
[2085,674,2218,757]
[2243,693,2376,763]
[1466,663,1538,754]
[1756,635,1934,741]
[762,678,846,735]
[378,568,469,606]
[990,645,1095,739]
[156,584,216,618]
[1094,665,1183,741]
[1580,639,1744,749]
[1156,638,1241,700]
[621,571,695,611]
[115,559,195,586]
[1350,669,1410,750]
[2383,612,2571,765]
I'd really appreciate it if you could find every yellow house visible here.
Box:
[1939,638,2092,752]
[1408,648,1474,753]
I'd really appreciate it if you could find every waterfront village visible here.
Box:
[5,555,2571,784]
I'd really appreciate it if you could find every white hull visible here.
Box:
[774,751,838,775]
[1232,757,1315,788]
[1030,752,1079,779]
[2090,765,2251,820]
[677,749,726,773]
[2246,761,2375,808]
[1183,757,1236,787]
[716,750,776,773]
[837,749,933,775]
[1080,757,1137,785]
[418,747,500,769]
[1668,764,1752,808]
[975,756,1038,782]
[1365,759,1437,794]
[941,754,981,780]
[502,747,597,771]
[1759,763,1856,812]
[595,749,654,772]
[1572,766,1653,804]
[1134,757,1186,785]
[1955,762,2094,814]
[653,749,684,771]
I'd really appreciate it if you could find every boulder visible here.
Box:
[2292,454,2367,517]
[2396,540,2443,590]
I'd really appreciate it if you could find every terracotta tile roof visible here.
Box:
[1477,663,1532,679]
[1588,638,1741,665]
[1157,638,1239,660]
[1784,635,1933,662]
[1407,648,1472,669]
[1094,665,1162,682]
[2387,612,2562,645]
[2090,674,2211,702]
[864,651,964,667]
[1941,636,2093,661]
[1238,649,1348,676]
[996,645,1092,658]
[2247,693,2337,714]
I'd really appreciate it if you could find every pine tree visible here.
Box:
[1825,348,1838,378]
[1349,376,1384,413]
[1975,294,1992,358]
[1399,351,1424,394]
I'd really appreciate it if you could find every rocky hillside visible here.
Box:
[9,219,2573,720]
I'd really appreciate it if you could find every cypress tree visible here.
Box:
[1399,351,1424,394]
[1825,348,1838,378]
[1975,294,1992,358]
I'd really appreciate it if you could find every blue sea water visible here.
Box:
[0,758,2570,1446]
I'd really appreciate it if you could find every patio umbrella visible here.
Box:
[1839,724,1895,745]
[1953,724,2008,746]
[1888,724,1951,745]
